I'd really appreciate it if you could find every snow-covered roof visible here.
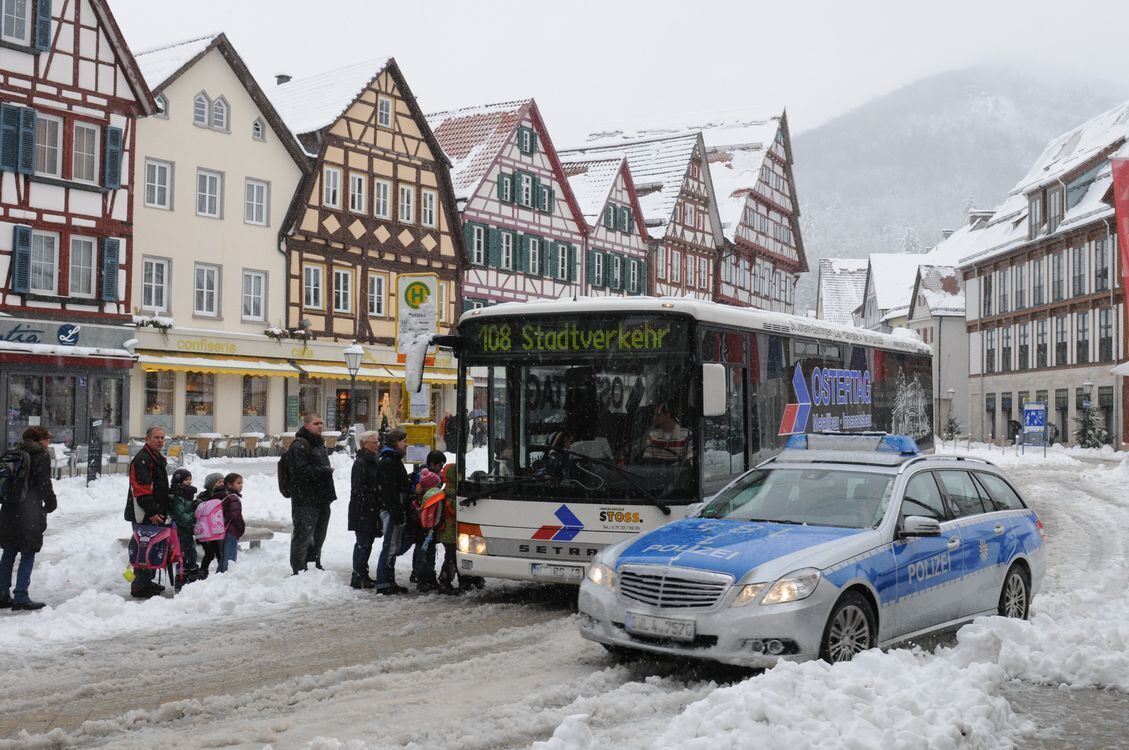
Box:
[817,258,868,327]
[956,101,1129,268]
[559,156,622,224]
[867,253,932,312]
[707,140,774,241]
[270,57,392,136]
[425,100,530,202]
[560,133,699,239]
[134,33,218,89]
[914,265,966,317]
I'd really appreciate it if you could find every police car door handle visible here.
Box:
[993,524,1005,535]
[947,537,960,550]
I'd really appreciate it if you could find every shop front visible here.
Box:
[284,339,462,443]
[129,329,301,440]
[0,319,135,449]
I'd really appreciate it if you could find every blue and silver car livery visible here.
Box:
[578,435,1046,666]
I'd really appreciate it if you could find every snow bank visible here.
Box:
[654,650,1029,750]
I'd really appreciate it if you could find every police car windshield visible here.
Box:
[701,468,893,529]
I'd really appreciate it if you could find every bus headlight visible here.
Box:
[457,533,488,556]
[586,562,616,589]
[761,569,821,605]
[732,583,767,607]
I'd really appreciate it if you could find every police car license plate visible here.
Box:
[625,612,696,642]
[530,563,585,582]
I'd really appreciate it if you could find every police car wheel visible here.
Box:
[820,592,876,663]
[998,565,1030,620]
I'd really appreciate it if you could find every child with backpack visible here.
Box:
[195,475,228,578]
[411,468,450,593]
[169,469,200,589]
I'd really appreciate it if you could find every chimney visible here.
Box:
[968,209,993,228]
[941,229,954,241]
[275,74,292,85]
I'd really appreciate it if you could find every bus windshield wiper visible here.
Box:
[561,449,671,515]
[461,476,541,506]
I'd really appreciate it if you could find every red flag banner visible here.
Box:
[1111,157,1129,291]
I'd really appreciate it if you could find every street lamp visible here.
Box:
[344,342,363,448]
[1082,378,1094,400]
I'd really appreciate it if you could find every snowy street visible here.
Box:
[2,449,1129,749]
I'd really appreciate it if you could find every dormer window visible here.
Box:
[193,93,209,126]
[252,118,265,141]
[155,94,168,118]
[1027,193,1043,240]
[211,97,229,131]
[1047,187,1062,233]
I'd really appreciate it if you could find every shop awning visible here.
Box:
[0,340,135,368]
[138,354,300,378]
[295,363,401,382]
[1112,361,1129,377]
[292,361,467,385]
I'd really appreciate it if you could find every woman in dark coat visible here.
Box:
[0,426,57,610]
[348,431,383,589]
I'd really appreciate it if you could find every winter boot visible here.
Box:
[351,575,376,589]
[131,582,157,599]
[0,596,10,609]
[11,601,45,611]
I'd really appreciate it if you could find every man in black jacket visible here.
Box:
[374,428,410,594]
[348,431,382,588]
[0,426,57,610]
[287,413,336,575]
[125,426,170,599]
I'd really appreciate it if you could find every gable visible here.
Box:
[327,68,437,164]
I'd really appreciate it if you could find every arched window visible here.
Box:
[193,93,209,125]
[211,97,229,131]
[252,118,265,141]
[155,93,168,117]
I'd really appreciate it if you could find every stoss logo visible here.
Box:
[404,281,431,310]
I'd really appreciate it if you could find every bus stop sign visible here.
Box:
[1022,402,1047,455]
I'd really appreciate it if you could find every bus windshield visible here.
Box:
[461,315,697,503]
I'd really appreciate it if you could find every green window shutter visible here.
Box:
[487,227,500,267]
[618,207,629,232]
[11,225,31,293]
[587,249,597,287]
[496,172,507,201]
[34,0,52,52]
[515,233,527,273]
[101,238,120,301]
[529,129,538,154]
[548,243,559,279]
[568,245,578,282]
[538,237,550,277]
[624,207,633,234]
[545,185,554,215]
[17,107,36,175]
[0,104,19,172]
[463,222,475,262]
[532,175,541,210]
[462,298,476,313]
[604,204,614,229]
[637,260,648,295]
[104,126,123,189]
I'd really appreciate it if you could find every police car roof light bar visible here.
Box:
[784,432,919,456]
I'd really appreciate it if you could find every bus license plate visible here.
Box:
[530,563,585,582]
[625,612,697,642]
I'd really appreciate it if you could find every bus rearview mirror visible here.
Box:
[703,363,726,417]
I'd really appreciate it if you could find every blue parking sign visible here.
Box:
[1021,402,1048,456]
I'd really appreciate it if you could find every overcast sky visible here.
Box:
[108,0,1129,145]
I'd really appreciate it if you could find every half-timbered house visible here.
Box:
[425,99,586,309]
[561,132,723,300]
[0,0,154,448]
[702,114,807,313]
[271,58,463,432]
[559,154,650,296]
[128,33,309,442]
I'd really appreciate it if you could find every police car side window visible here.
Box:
[936,471,988,518]
[974,472,1025,511]
[901,472,948,522]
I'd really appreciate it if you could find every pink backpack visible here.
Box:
[194,498,226,541]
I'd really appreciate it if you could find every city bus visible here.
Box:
[446,297,933,585]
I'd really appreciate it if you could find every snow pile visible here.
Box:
[531,714,596,750]
[653,649,1029,749]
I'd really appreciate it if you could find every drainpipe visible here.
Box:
[1102,215,1121,446]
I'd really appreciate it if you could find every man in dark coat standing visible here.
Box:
[0,426,57,610]
[348,430,382,588]
[125,426,170,599]
[287,413,336,575]
[374,428,410,595]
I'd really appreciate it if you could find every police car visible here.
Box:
[578,433,1046,666]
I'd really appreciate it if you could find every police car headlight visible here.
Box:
[761,569,821,605]
[586,562,616,589]
[732,583,767,607]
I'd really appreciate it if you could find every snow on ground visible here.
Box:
[2,448,1129,748]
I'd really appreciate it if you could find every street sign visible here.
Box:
[1021,402,1048,456]
[395,273,439,356]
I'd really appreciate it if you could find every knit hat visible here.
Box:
[417,468,441,492]
[203,472,224,492]
[171,468,192,487]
